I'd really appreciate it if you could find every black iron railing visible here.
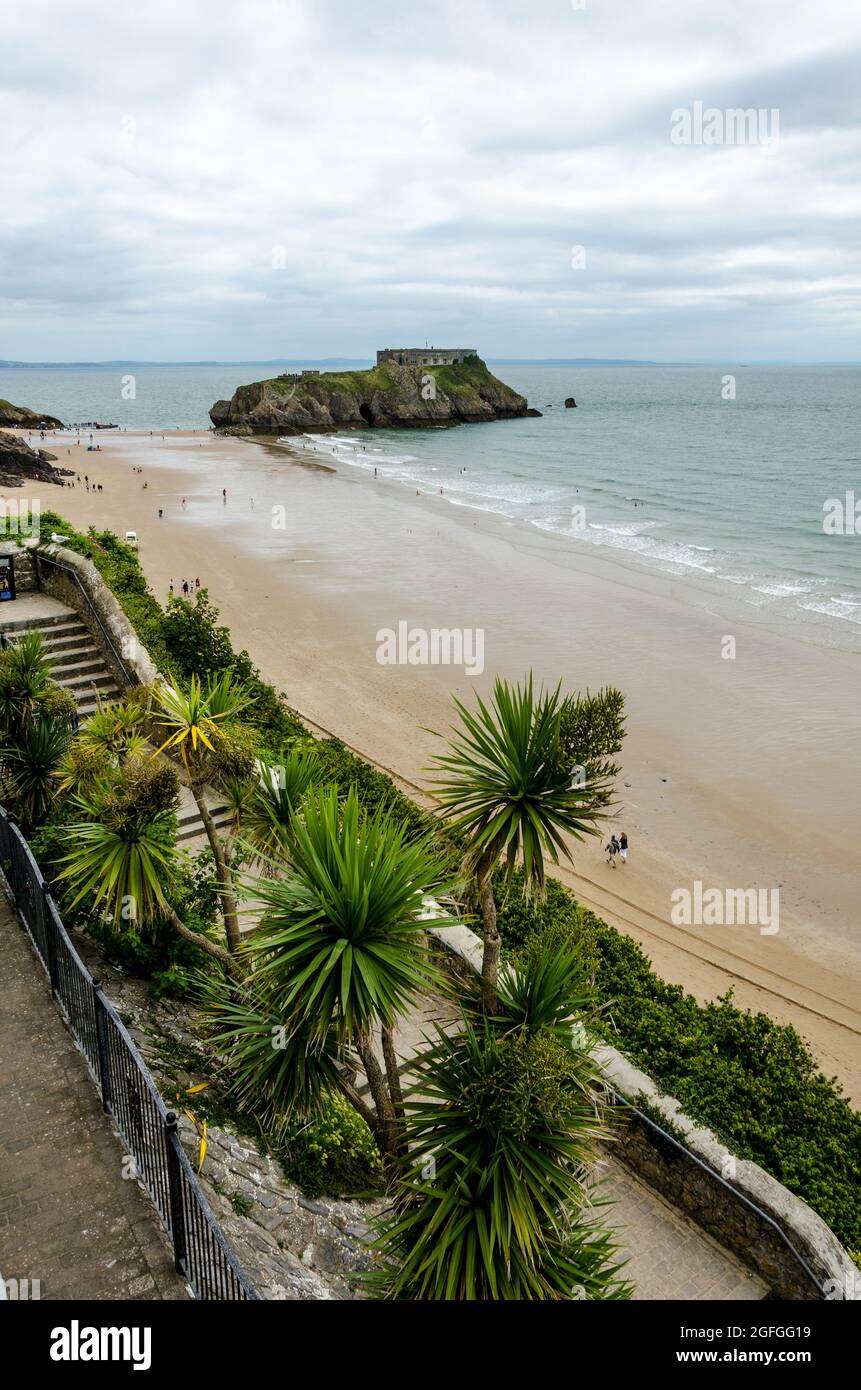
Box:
[0,806,259,1301]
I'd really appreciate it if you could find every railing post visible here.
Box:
[165,1113,188,1275]
[43,889,60,998]
[91,977,112,1112]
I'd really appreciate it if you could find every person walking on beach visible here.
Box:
[619,832,628,864]
[169,580,174,595]
[606,834,620,868]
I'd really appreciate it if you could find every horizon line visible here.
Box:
[3,357,861,369]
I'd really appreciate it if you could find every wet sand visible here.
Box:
[14,426,861,1099]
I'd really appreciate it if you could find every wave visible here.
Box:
[292,425,861,642]
[799,595,861,625]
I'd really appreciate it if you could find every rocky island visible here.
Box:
[0,398,64,430]
[210,352,540,435]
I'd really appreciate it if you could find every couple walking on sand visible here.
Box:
[606,832,628,867]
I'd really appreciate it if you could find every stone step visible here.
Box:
[40,630,96,655]
[76,691,123,718]
[177,802,230,825]
[49,653,107,679]
[175,795,234,843]
[55,670,117,693]
[0,611,82,634]
[177,818,233,844]
[46,641,103,665]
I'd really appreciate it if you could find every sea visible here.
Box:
[2,362,860,646]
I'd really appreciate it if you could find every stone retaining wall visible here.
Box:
[7,547,37,592]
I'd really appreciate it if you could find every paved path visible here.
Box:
[0,895,189,1300]
[598,1157,767,1300]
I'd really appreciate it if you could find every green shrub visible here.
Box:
[32,815,221,999]
[497,869,600,984]
[311,736,437,843]
[278,1093,382,1197]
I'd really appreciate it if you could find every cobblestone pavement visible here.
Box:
[598,1157,768,1300]
[0,897,189,1301]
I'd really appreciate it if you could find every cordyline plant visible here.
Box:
[201,785,451,1175]
[428,674,605,1013]
[368,942,632,1300]
[240,751,320,871]
[55,758,240,977]
[0,631,77,830]
[151,671,253,956]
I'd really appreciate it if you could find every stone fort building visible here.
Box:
[376,346,477,367]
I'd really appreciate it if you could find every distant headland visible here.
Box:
[209,352,541,435]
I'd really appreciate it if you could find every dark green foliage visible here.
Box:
[557,686,626,813]
[495,867,600,984]
[0,714,73,830]
[278,1096,382,1198]
[32,816,218,999]
[310,736,438,843]
[429,674,602,892]
[159,590,237,676]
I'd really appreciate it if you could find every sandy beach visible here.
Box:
[13,426,861,1099]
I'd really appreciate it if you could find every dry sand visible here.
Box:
[12,426,861,1099]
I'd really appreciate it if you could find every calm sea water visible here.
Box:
[3,362,860,640]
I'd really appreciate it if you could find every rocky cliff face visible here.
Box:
[0,430,72,488]
[210,357,540,435]
[0,399,64,430]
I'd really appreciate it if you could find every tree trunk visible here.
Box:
[478,871,501,1015]
[381,1024,407,1154]
[355,1030,401,1180]
[162,903,244,981]
[193,784,242,955]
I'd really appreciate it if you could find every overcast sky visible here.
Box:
[2,0,860,362]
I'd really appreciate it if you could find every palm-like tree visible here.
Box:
[56,789,239,977]
[203,785,449,1169]
[369,942,631,1300]
[152,672,251,955]
[76,694,149,762]
[0,714,73,830]
[0,631,53,738]
[429,674,602,1012]
[241,752,319,870]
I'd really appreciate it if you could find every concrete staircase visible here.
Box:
[176,783,233,849]
[0,597,122,719]
[0,592,235,852]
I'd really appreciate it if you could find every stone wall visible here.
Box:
[175,1118,377,1300]
[5,547,37,593]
